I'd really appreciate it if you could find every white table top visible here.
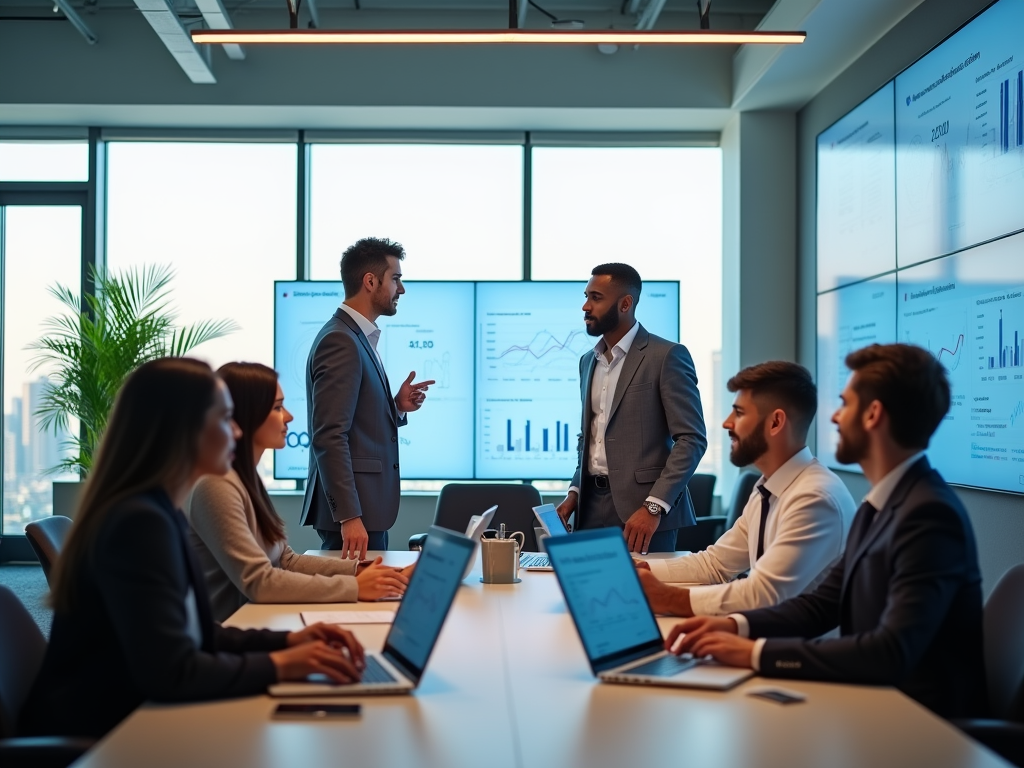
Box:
[72,551,1008,768]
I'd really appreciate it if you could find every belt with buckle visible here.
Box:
[590,475,610,489]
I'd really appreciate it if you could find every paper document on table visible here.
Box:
[301,611,397,626]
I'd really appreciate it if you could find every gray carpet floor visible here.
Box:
[0,564,53,637]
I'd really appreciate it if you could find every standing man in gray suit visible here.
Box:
[301,237,434,559]
[557,263,708,554]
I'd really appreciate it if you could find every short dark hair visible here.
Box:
[591,263,642,306]
[844,343,949,450]
[727,361,817,439]
[340,237,405,298]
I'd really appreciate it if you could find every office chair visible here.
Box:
[0,586,94,768]
[409,483,544,552]
[674,515,727,553]
[954,564,1024,767]
[687,474,716,518]
[725,472,760,531]
[24,516,74,588]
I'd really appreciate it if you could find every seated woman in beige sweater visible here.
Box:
[187,362,409,622]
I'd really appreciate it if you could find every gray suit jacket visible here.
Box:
[300,309,407,532]
[570,324,707,531]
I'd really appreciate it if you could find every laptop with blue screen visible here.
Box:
[269,526,473,697]
[545,528,754,690]
[519,503,570,571]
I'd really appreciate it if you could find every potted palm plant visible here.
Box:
[30,264,238,516]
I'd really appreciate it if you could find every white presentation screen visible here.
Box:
[473,282,679,480]
[897,232,1024,493]
[817,82,897,292]
[816,277,897,471]
[275,281,680,480]
[894,0,1024,268]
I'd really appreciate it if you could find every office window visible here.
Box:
[309,144,523,281]
[0,141,89,182]
[2,206,83,534]
[106,142,297,487]
[531,147,723,480]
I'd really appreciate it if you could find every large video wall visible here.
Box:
[275,281,680,481]
[816,0,1024,494]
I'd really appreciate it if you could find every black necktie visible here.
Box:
[755,484,771,561]
[852,501,878,544]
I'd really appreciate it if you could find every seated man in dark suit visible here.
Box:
[666,343,986,719]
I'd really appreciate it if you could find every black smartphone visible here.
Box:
[273,703,362,719]
[746,689,806,705]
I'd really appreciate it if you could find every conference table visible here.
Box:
[72,550,1008,768]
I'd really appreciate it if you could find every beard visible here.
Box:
[834,417,869,465]
[372,286,398,317]
[729,418,769,467]
[585,303,620,337]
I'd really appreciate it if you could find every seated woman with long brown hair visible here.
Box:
[186,362,409,622]
[19,358,365,740]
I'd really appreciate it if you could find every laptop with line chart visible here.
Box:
[545,528,753,691]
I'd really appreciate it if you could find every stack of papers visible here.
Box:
[300,610,397,626]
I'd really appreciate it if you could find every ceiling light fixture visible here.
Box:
[190,0,804,47]
[191,28,806,45]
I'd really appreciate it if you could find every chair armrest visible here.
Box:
[0,736,95,768]
[953,719,1024,767]
[408,533,428,551]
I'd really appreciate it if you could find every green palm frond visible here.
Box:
[28,264,237,476]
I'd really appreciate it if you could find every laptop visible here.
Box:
[519,503,570,571]
[545,528,754,690]
[269,525,474,697]
[462,505,498,580]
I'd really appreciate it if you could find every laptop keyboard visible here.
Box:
[623,654,700,678]
[362,656,398,684]
[520,553,550,568]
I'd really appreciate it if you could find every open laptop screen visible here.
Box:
[533,504,569,536]
[545,529,663,669]
[384,527,473,681]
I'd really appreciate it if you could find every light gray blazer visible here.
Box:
[300,309,407,532]
[570,324,708,531]
[187,470,359,622]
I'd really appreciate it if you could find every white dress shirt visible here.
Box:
[569,321,669,512]
[338,302,405,419]
[650,447,856,616]
[338,302,385,372]
[734,450,925,670]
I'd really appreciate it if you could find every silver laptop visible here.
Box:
[519,503,570,571]
[269,526,474,697]
[462,505,498,580]
[545,528,754,691]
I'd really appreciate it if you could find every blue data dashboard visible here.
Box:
[274,281,679,480]
[816,0,1024,494]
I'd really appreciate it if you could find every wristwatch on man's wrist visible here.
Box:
[644,500,666,516]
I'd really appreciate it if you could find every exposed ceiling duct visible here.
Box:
[135,0,216,83]
[54,0,97,44]
[194,0,245,59]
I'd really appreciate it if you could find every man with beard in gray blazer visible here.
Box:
[556,263,708,554]
[300,238,434,559]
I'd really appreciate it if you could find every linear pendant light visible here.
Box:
[191,28,806,45]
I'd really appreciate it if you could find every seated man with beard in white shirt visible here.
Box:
[637,361,856,617]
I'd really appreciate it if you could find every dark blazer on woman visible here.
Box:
[19,488,289,739]
[739,457,987,719]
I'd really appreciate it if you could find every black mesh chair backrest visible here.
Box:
[726,472,760,531]
[24,516,74,587]
[687,474,716,518]
[985,564,1024,721]
[0,586,47,738]
[433,483,544,552]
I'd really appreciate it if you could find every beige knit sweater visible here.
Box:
[186,470,359,622]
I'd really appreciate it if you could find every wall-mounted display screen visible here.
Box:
[897,232,1024,494]
[275,280,679,480]
[816,0,1024,495]
[816,82,897,292]
[816,276,897,471]
[894,0,1024,267]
